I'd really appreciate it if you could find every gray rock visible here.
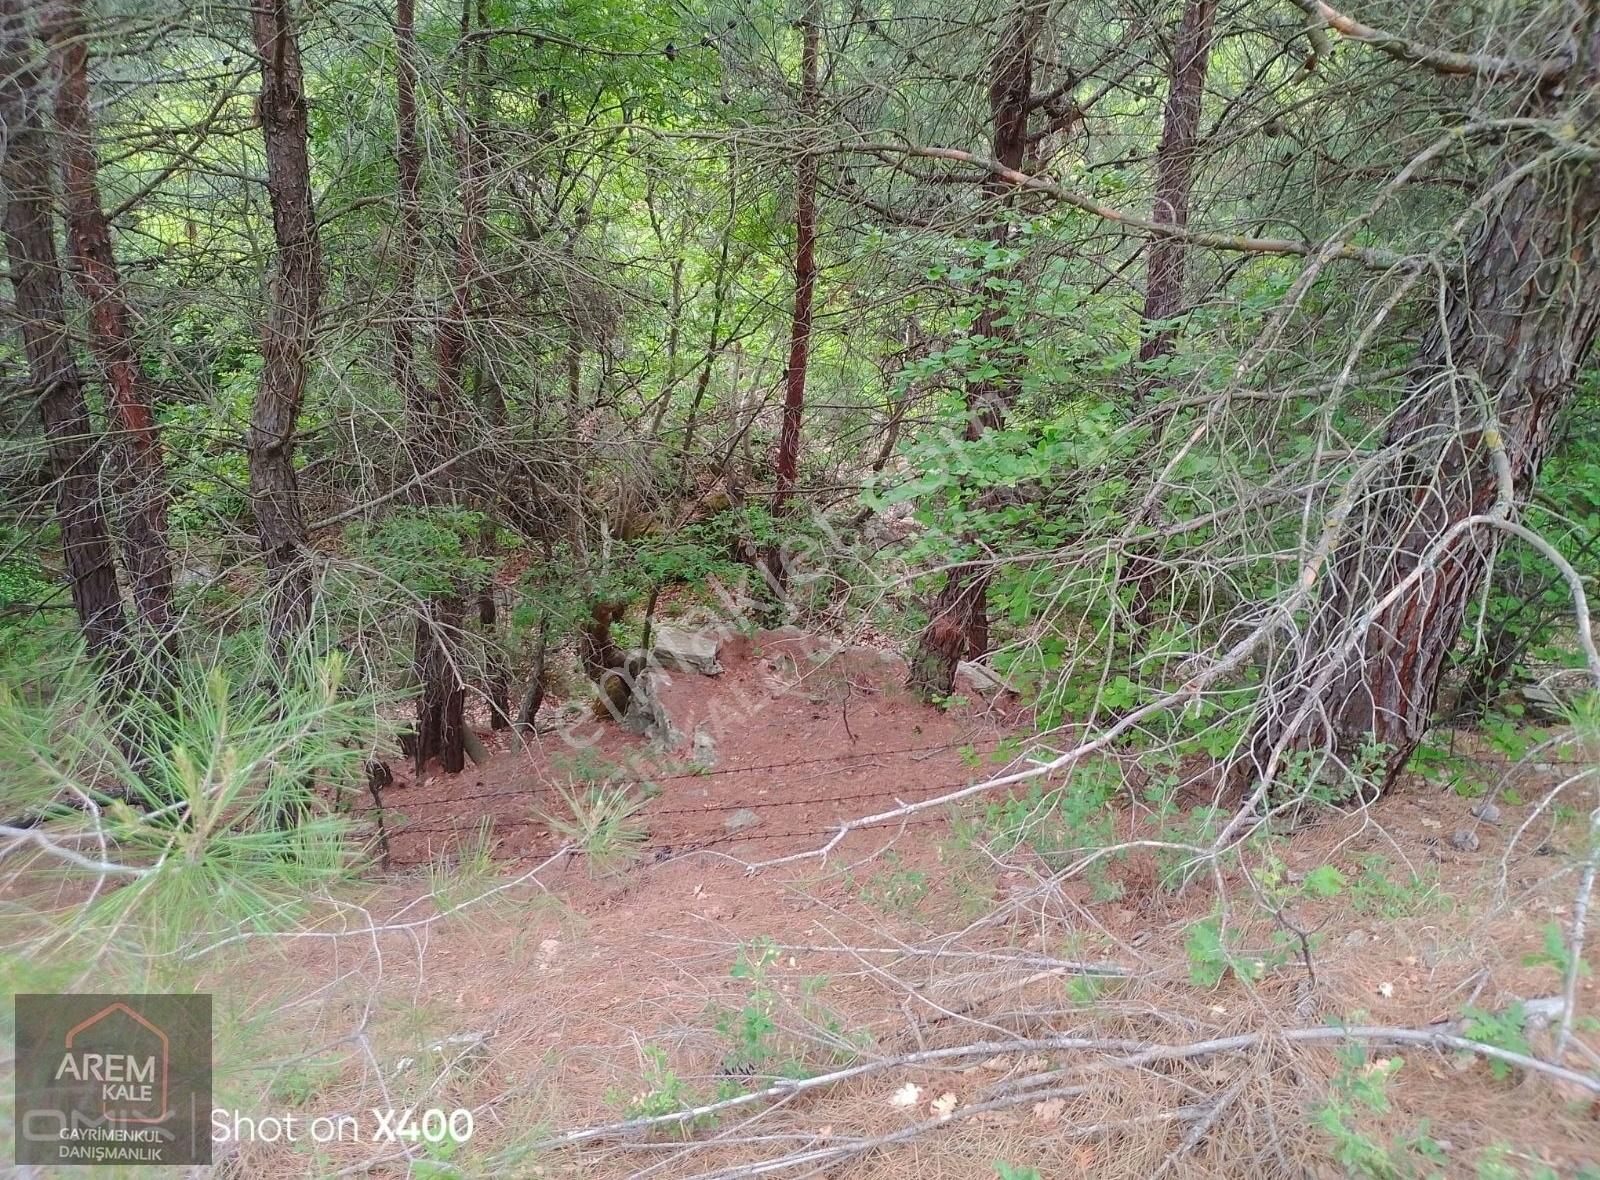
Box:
[623,673,682,750]
[1470,800,1502,824]
[955,660,1017,696]
[724,808,761,833]
[653,625,723,676]
[1450,827,1480,852]
[176,562,217,590]
[1520,682,1567,721]
[692,723,717,769]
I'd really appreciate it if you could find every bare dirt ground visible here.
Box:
[363,627,1026,869]
[201,630,1600,1179]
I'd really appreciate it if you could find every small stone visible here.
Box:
[692,723,717,769]
[1451,827,1479,852]
[725,808,761,833]
[1470,801,1502,824]
[653,626,723,676]
[955,660,1013,696]
[1343,929,1369,947]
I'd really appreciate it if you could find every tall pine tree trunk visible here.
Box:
[476,362,511,730]
[1241,139,1600,791]
[1124,0,1217,631]
[1138,0,1216,371]
[0,0,126,665]
[407,0,487,773]
[42,0,177,664]
[765,0,822,594]
[247,0,321,648]
[391,0,425,471]
[909,3,1039,698]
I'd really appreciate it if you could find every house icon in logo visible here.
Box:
[62,1002,170,1124]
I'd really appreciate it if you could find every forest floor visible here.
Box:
[203,627,1600,1179]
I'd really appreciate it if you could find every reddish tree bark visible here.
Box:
[1242,133,1600,792]
[407,0,489,773]
[909,4,1041,698]
[765,0,822,593]
[41,0,176,661]
[1138,0,1217,370]
[391,0,425,459]
[0,0,127,665]
[1123,0,1218,632]
[476,363,511,730]
[392,0,456,772]
[0,0,126,665]
[247,0,322,647]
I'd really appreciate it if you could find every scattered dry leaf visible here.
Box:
[1031,1098,1066,1125]
[888,1082,921,1108]
[930,1092,958,1121]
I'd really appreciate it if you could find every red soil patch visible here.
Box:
[360,628,1025,869]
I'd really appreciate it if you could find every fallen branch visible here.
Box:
[530,1021,1600,1152]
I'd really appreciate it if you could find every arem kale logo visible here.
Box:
[14,993,212,1166]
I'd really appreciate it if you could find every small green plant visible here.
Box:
[856,852,931,916]
[1347,855,1447,918]
[1313,1048,1439,1178]
[550,748,619,785]
[1065,974,1107,1004]
[1460,1003,1532,1080]
[410,1133,462,1179]
[608,1044,698,1125]
[1474,1142,1566,1180]
[994,1163,1043,1180]
[1153,805,1227,892]
[715,940,793,1077]
[712,940,861,1079]
[957,767,1121,895]
[1185,915,1273,988]
[1407,734,1485,798]
[427,819,497,909]
[1522,921,1587,980]
[541,782,648,874]
[268,1062,342,1107]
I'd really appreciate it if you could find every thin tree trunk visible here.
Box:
[393,0,447,771]
[674,155,738,484]
[391,0,425,473]
[1240,147,1600,793]
[408,0,486,774]
[247,0,321,648]
[42,0,176,666]
[515,612,549,729]
[0,0,126,665]
[909,3,1039,698]
[1124,0,1218,631]
[764,0,822,594]
[1138,0,1216,371]
[477,363,510,730]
